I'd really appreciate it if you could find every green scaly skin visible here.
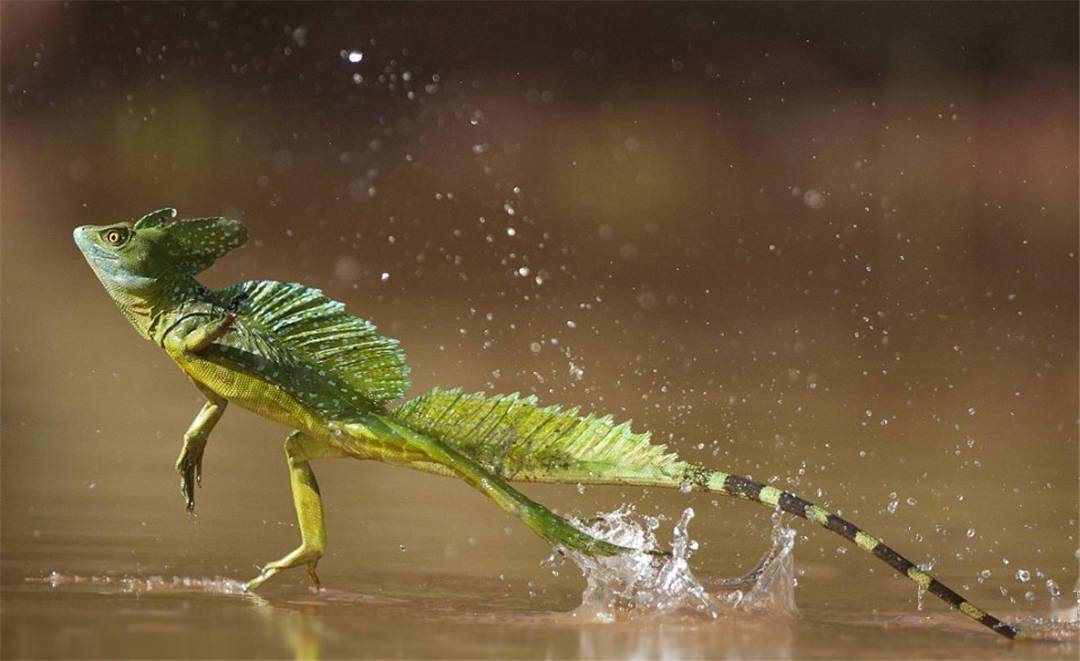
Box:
[74,209,1020,640]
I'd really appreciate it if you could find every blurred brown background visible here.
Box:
[1,3,1077,658]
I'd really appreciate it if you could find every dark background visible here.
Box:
[2,3,1077,658]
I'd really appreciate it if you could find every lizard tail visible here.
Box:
[389,387,1019,639]
[700,470,1018,639]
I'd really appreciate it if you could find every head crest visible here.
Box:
[133,208,178,229]
[137,208,248,275]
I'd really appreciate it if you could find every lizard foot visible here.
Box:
[175,436,207,513]
[243,567,278,592]
[243,546,323,592]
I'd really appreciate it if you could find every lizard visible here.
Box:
[73,208,1020,639]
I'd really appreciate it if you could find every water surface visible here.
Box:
[2,465,1075,659]
[3,2,1077,658]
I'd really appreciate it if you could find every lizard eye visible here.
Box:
[103,228,129,247]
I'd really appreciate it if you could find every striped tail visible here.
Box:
[389,388,1018,639]
[707,471,1019,639]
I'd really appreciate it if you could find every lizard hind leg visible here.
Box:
[371,415,640,558]
[244,431,345,592]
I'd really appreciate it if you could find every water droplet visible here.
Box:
[636,292,658,310]
[1016,569,1030,582]
[803,189,826,210]
[346,50,363,63]
[1046,579,1061,598]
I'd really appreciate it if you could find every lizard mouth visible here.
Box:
[82,244,120,265]
[73,227,119,262]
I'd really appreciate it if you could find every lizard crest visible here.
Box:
[74,207,246,287]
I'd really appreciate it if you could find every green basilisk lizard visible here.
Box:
[74,208,1019,638]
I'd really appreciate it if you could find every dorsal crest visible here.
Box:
[218,280,410,406]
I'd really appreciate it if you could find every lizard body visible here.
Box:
[74,209,1020,639]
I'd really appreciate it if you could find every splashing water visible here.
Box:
[1009,579,1080,642]
[28,571,246,595]
[547,505,798,623]
[717,514,799,618]
[1013,619,1080,642]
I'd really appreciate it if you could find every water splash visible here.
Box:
[716,516,798,618]
[548,505,798,623]
[28,571,246,595]
[914,558,936,612]
[1014,616,1080,642]
[1012,580,1080,642]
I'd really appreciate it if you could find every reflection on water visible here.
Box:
[9,546,1076,660]
[10,572,1078,660]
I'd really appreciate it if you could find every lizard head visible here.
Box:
[74,208,247,295]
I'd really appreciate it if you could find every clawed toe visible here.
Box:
[243,551,322,592]
[306,563,321,590]
[243,561,281,591]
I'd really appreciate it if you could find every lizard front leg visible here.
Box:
[162,310,236,357]
[181,312,236,353]
[176,382,227,512]
[245,431,346,592]
[161,315,234,511]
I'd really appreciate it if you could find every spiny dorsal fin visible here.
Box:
[220,280,409,405]
[391,388,686,481]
